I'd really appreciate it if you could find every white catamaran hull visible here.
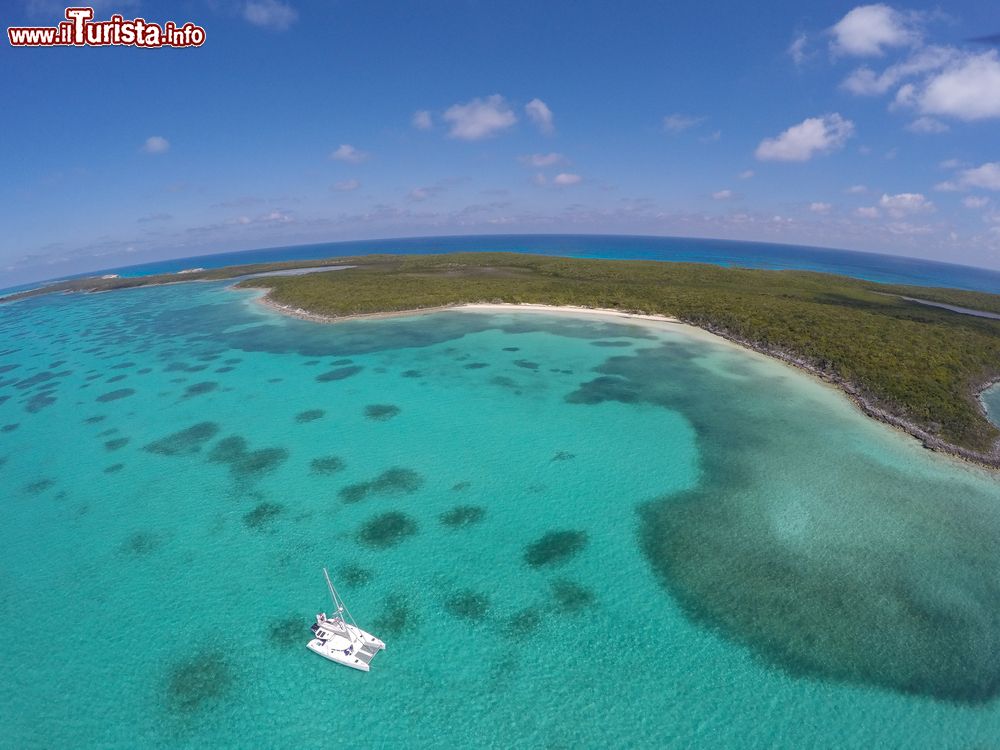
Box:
[307,620,386,671]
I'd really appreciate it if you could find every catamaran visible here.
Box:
[306,567,385,672]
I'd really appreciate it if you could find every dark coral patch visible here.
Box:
[514,359,540,370]
[121,531,161,556]
[316,365,363,382]
[233,448,288,478]
[331,359,353,366]
[111,361,135,370]
[267,617,302,648]
[208,436,248,464]
[214,366,235,374]
[565,376,639,405]
[106,374,127,383]
[502,347,520,352]
[25,393,56,413]
[591,340,633,348]
[439,505,486,529]
[183,381,218,398]
[310,455,345,475]
[464,362,490,370]
[166,650,233,715]
[24,478,54,495]
[84,415,106,424]
[338,564,373,588]
[105,437,129,451]
[364,404,400,421]
[372,595,417,637]
[451,481,471,491]
[295,409,325,423]
[145,422,220,456]
[551,451,575,462]
[444,590,491,622]
[104,463,125,474]
[401,369,423,378]
[524,530,588,568]
[357,511,418,549]
[96,388,135,403]
[339,468,423,503]
[504,609,543,637]
[243,502,283,530]
[550,579,595,613]
[0,364,19,374]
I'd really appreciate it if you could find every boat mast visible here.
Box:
[322,567,361,643]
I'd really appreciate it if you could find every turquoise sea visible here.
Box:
[2,281,1000,748]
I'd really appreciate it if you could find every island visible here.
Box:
[5,252,1000,466]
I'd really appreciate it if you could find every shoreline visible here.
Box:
[249,290,1000,471]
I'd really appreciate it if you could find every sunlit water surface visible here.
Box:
[2,282,999,748]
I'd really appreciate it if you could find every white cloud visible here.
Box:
[699,130,722,143]
[142,136,169,154]
[829,4,920,57]
[525,98,554,134]
[934,181,959,192]
[443,95,517,140]
[332,179,360,192]
[958,162,1000,190]
[964,196,990,209]
[662,114,705,133]
[878,192,934,218]
[755,113,854,162]
[739,169,755,180]
[906,116,948,133]
[841,45,956,95]
[330,144,368,163]
[412,110,432,130]
[553,173,582,186]
[916,51,1000,121]
[939,158,962,169]
[809,202,833,213]
[846,184,868,194]
[519,153,565,167]
[712,189,733,200]
[243,0,298,30]
[788,33,809,65]
[856,206,880,218]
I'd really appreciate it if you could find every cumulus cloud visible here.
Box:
[712,189,733,200]
[739,169,755,179]
[964,196,990,209]
[552,173,582,186]
[856,206,880,218]
[662,114,705,133]
[525,98,554,134]
[809,202,833,213]
[958,162,1000,190]
[330,144,368,163]
[519,153,565,167]
[412,110,432,130]
[840,44,957,95]
[755,114,854,161]
[332,179,360,192]
[142,135,169,154]
[829,4,920,57]
[243,0,298,30]
[443,95,517,140]
[915,51,1000,121]
[846,184,868,194]
[878,192,934,217]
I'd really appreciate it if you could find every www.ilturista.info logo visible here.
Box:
[8,7,206,48]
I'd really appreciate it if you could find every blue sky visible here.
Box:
[2,0,999,284]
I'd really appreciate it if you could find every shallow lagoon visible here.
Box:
[1,282,999,748]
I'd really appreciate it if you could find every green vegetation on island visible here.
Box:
[234,253,1000,463]
[5,251,1000,464]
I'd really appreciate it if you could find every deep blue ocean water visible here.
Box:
[17,234,1000,294]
